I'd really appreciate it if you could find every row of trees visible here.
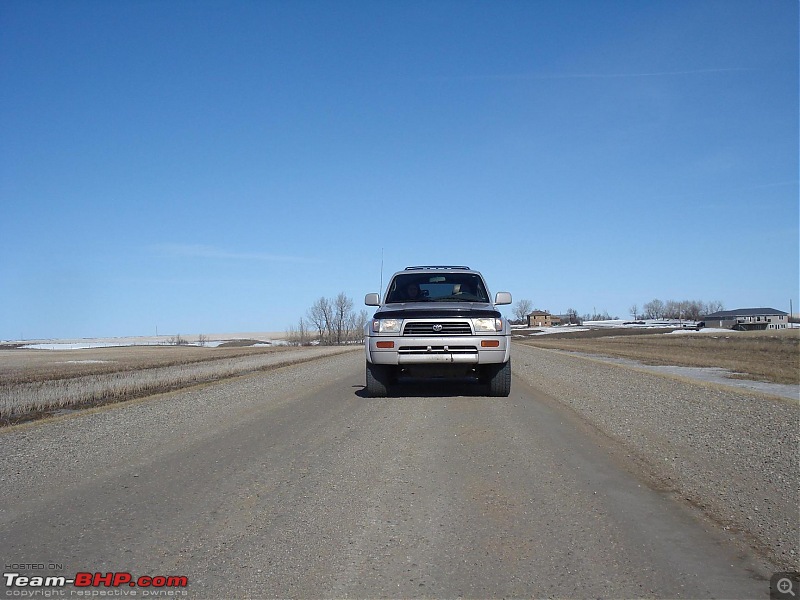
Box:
[286,293,368,345]
[632,299,724,321]
[511,299,725,324]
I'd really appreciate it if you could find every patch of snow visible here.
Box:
[583,319,700,328]
[582,319,629,327]
[22,342,133,350]
[562,352,799,401]
[523,327,591,336]
[63,360,113,364]
[667,328,732,335]
[18,333,283,350]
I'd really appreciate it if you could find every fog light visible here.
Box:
[481,340,500,347]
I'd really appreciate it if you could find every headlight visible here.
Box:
[472,317,503,332]
[372,318,402,333]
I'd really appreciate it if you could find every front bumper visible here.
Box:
[367,335,510,365]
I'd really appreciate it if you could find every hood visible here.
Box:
[373,301,501,319]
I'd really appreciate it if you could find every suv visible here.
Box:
[364,266,512,397]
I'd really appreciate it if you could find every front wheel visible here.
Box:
[365,362,392,397]
[486,360,511,397]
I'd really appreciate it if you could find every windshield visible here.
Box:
[385,273,490,303]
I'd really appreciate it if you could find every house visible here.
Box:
[701,308,789,331]
[527,310,556,327]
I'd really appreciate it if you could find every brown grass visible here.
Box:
[517,328,799,385]
[0,344,293,385]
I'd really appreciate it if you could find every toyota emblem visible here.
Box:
[432,324,443,332]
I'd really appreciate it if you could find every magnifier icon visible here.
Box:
[778,578,796,596]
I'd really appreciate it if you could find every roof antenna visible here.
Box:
[379,248,384,300]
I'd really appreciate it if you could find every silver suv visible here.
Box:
[364,266,512,397]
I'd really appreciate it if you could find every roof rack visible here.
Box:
[404,265,471,271]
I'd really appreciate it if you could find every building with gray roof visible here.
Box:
[701,308,789,331]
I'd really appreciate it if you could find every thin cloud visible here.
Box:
[532,67,753,79]
[432,68,753,82]
[151,244,322,264]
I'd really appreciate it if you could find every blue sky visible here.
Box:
[1,0,797,339]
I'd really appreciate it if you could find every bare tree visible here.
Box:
[639,298,724,321]
[304,294,365,345]
[512,299,533,323]
[285,322,298,345]
[664,300,680,319]
[298,317,309,345]
[643,299,665,319]
[584,310,613,321]
[306,302,323,343]
[167,333,189,345]
[307,297,334,344]
[345,308,369,343]
[333,292,354,345]
[683,301,704,321]
[629,304,639,320]
[286,317,311,346]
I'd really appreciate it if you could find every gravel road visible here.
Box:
[513,344,799,572]
[0,346,794,598]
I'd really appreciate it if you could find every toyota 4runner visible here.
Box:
[364,266,512,397]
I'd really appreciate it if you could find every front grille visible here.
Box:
[398,345,477,354]
[403,321,472,336]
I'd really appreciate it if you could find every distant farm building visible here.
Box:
[527,311,560,327]
[702,308,789,331]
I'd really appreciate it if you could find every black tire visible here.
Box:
[365,362,391,397]
[487,360,511,397]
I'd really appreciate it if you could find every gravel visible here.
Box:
[2,343,796,577]
[1,349,776,598]
[0,348,360,502]
[512,343,799,571]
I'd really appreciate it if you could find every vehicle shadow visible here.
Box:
[354,377,491,398]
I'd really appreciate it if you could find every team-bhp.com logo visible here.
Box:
[4,572,188,595]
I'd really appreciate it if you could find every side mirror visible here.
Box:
[494,292,512,306]
[365,293,380,306]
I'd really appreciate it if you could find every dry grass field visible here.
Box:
[0,343,293,384]
[517,328,799,385]
[0,344,350,425]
